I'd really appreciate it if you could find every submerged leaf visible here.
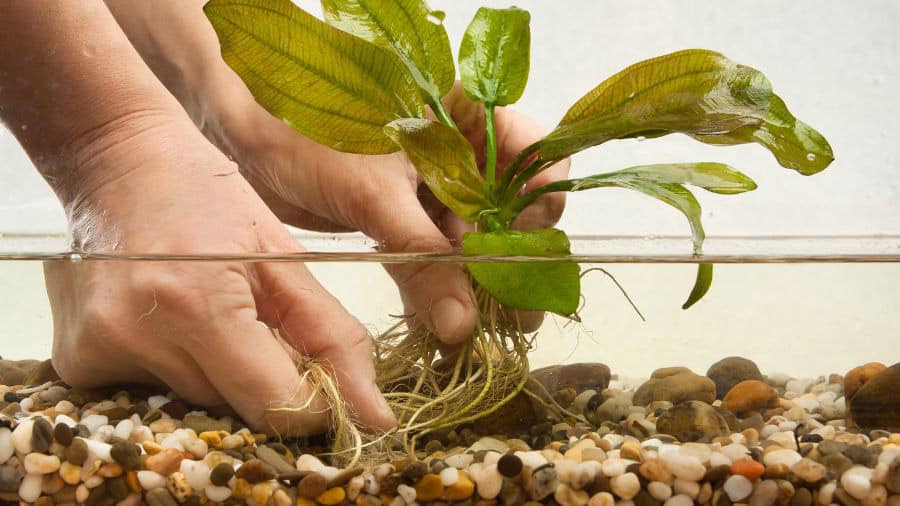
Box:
[540,49,773,160]
[385,118,490,222]
[463,229,580,315]
[694,94,834,175]
[205,0,424,154]
[508,164,754,309]
[459,7,531,106]
[321,0,455,103]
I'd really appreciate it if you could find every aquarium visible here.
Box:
[1,0,899,505]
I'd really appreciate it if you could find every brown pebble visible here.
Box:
[402,460,428,482]
[234,458,276,484]
[722,380,780,413]
[844,363,887,399]
[497,454,523,478]
[107,475,130,501]
[704,464,730,483]
[64,438,88,466]
[297,472,327,499]
[316,487,345,505]
[415,474,444,501]
[53,423,73,446]
[791,487,812,506]
[159,400,190,419]
[145,448,184,476]
[210,462,234,487]
[31,417,54,453]
[110,441,141,471]
[764,463,791,479]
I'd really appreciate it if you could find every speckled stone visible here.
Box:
[633,368,717,406]
[656,401,730,442]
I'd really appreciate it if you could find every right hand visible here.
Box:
[44,111,395,435]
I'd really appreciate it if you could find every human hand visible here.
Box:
[44,113,395,434]
[202,81,572,340]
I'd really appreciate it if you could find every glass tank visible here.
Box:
[0,1,898,505]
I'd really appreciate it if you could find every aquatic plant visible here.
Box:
[203,0,833,459]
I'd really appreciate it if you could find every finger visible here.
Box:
[141,348,225,406]
[358,189,478,345]
[182,299,332,436]
[255,260,396,431]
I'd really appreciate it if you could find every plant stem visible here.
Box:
[429,97,457,130]
[497,141,540,194]
[484,104,498,195]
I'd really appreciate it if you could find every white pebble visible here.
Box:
[76,483,89,503]
[640,438,664,448]
[439,466,459,486]
[18,473,42,503]
[131,425,154,444]
[664,494,694,506]
[160,433,185,451]
[23,453,60,474]
[445,453,474,469]
[19,397,34,412]
[471,463,502,499]
[723,475,753,501]
[667,455,706,482]
[137,470,167,490]
[92,424,115,442]
[0,428,13,464]
[180,459,211,491]
[482,451,501,467]
[679,443,711,464]
[54,414,78,428]
[648,481,672,502]
[54,400,75,414]
[205,485,232,502]
[114,419,134,441]
[82,438,113,463]
[296,453,325,472]
[12,418,34,454]
[318,465,341,484]
[786,378,812,394]
[672,479,699,499]
[603,434,625,449]
[763,449,801,468]
[721,443,749,463]
[589,491,615,506]
[709,452,731,468]
[148,395,171,409]
[767,431,798,450]
[514,451,546,470]
[397,483,417,504]
[601,457,627,477]
[610,472,640,500]
[80,414,109,434]
[840,466,873,500]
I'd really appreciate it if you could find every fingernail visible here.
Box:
[431,297,466,342]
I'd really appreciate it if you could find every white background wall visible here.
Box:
[1,1,898,376]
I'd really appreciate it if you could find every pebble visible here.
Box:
[11,418,34,454]
[316,486,346,505]
[445,470,474,500]
[414,473,443,501]
[0,428,12,464]
[18,473,42,503]
[146,448,184,476]
[730,459,764,481]
[748,479,777,506]
[205,484,232,502]
[844,363,887,399]
[763,448,802,468]
[298,472,327,499]
[64,437,88,465]
[723,475,753,501]
[23,453,59,474]
[841,465,873,500]
[439,465,459,486]
[610,472,640,500]
[706,357,763,401]
[498,453,524,477]
[110,440,141,471]
[180,459,210,491]
[210,462,234,487]
[722,380,779,413]
[647,481,672,501]
[30,417,53,453]
[235,458,276,484]
[53,422,73,446]
[530,465,558,500]
[166,471,192,503]
[146,487,178,506]
[666,455,706,482]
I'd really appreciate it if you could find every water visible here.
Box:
[1,234,898,379]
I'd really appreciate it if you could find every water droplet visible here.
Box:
[20,125,27,131]
[69,253,83,263]
[806,153,816,161]
[426,10,446,24]
[628,91,636,99]
[635,136,646,142]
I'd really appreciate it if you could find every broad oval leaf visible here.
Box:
[385,118,490,222]
[541,49,772,160]
[205,0,425,154]
[321,0,455,104]
[459,7,531,106]
[693,94,834,175]
[463,228,580,315]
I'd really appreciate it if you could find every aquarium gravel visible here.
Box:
[0,358,898,506]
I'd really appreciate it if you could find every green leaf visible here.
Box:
[540,49,773,160]
[384,118,490,222]
[509,162,755,216]
[459,7,531,106]
[693,94,834,175]
[320,0,455,105]
[463,229,580,315]
[509,165,742,309]
[204,0,425,154]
